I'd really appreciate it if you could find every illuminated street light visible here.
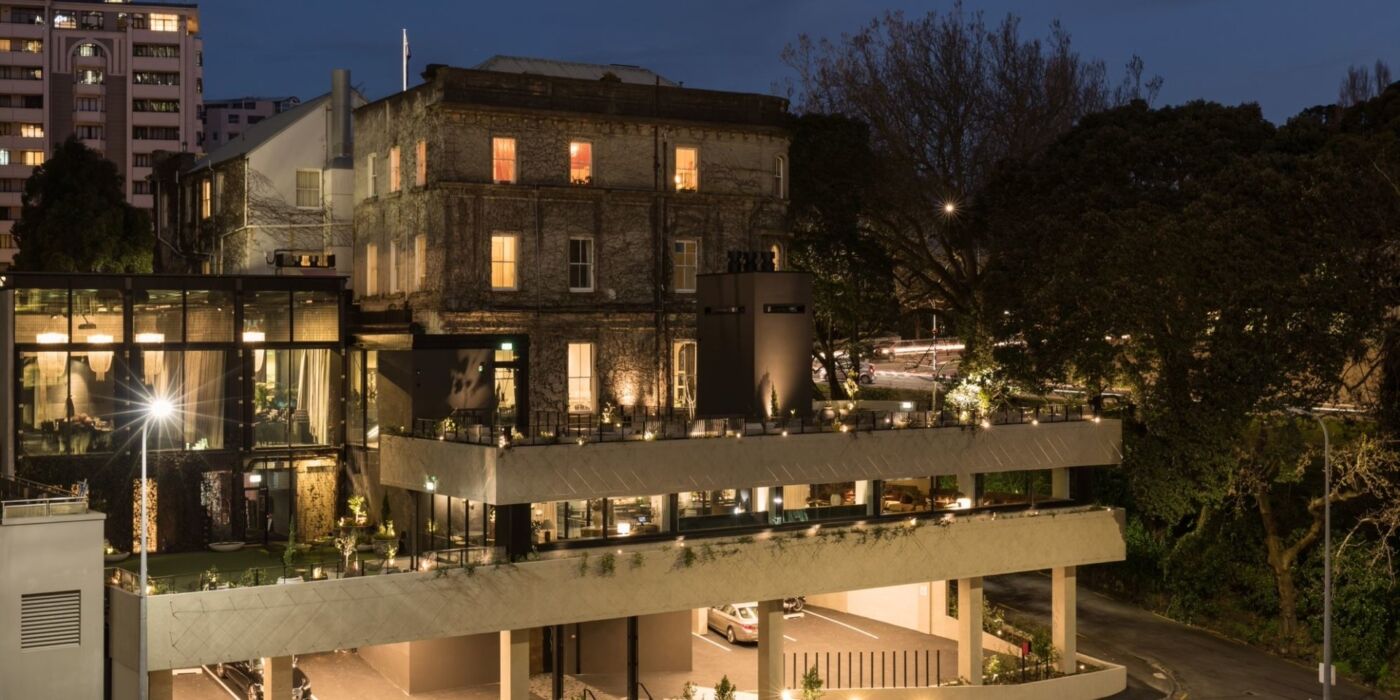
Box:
[138,395,174,700]
[943,202,957,215]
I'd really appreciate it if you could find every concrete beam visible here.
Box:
[957,577,983,685]
[1052,566,1077,675]
[136,507,1125,671]
[381,419,1123,505]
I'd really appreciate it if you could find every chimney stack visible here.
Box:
[328,69,352,169]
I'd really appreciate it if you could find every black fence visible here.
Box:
[408,404,1092,448]
[784,649,1062,688]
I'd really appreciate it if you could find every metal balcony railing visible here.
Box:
[0,475,88,522]
[403,404,1094,448]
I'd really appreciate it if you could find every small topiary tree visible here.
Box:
[801,665,824,700]
[283,523,299,567]
[714,675,736,700]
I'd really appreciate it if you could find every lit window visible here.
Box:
[366,154,377,197]
[295,169,321,208]
[773,155,786,198]
[149,13,179,31]
[200,179,211,219]
[413,234,427,291]
[364,243,378,295]
[769,243,782,271]
[415,139,427,187]
[674,146,698,191]
[673,341,697,409]
[673,239,698,293]
[20,124,43,139]
[569,141,592,185]
[388,147,401,192]
[567,342,594,413]
[569,238,594,292]
[0,150,9,166]
[76,43,101,58]
[19,150,42,166]
[53,12,76,29]
[492,137,516,183]
[76,69,104,85]
[491,233,518,291]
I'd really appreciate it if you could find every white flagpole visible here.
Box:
[401,29,409,92]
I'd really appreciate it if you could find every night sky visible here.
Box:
[200,0,1398,121]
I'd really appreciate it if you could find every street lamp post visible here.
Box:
[1289,407,1332,699]
[139,397,173,700]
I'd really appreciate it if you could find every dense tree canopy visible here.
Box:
[787,113,898,398]
[979,96,1400,654]
[12,137,152,273]
[784,4,1158,360]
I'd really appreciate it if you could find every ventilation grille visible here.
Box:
[20,590,81,650]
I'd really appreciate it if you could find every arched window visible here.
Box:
[75,43,103,58]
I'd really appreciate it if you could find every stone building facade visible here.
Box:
[353,60,791,416]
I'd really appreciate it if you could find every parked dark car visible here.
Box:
[216,657,312,700]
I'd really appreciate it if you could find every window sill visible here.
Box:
[568,288,594,294]
[491,287,518,292]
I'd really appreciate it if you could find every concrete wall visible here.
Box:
[360,632,501,694]
[0,511,106,700]
[133,506,1125,670]
[379,419,1124,505]
[565,611,693,673]
[814,655,1126,700]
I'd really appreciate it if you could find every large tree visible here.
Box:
[787,113,898,399]
[783,5,1158,362]
[979,99,1399,649]
[12,136,152,272]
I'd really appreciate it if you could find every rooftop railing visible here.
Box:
[0,475,88,522]
[404,404,1093,448]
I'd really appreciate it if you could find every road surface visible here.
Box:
[985,572,1391,700]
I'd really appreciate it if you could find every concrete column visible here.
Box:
[930,580,949,624]
[692,608,708,635]
[757,599,785,700]
[500,629,529,700]
[1051,468,1070,500]
[262,656,294,700]
[1053,566,1077,674]
[147,669,173,700]
[956,577,983,685]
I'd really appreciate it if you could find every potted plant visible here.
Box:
[372,520,397,555]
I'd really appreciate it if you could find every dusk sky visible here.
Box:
[200,0,1399,121]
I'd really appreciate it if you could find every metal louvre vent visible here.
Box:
[20,590,81,650]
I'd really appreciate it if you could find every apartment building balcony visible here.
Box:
[131,110,180,127]
[0,78,43,95]
[0,107,44,124]
[380,408,1122,507]
[0,23,44,40]
[130,83,182,100]
[129,56,183,72]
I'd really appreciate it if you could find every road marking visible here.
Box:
[804,610,880,640]
[693,632,732,652]
[201,665,241,700]
[784,635,798,642]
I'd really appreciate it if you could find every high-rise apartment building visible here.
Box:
[0,0,203,266]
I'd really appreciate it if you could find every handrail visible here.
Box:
[403,404,1098,448]
[581,689,599,700]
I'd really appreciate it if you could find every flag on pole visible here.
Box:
[401,29,410,92]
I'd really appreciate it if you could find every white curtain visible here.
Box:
[297,349,332,444]
[183,351,225,449]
